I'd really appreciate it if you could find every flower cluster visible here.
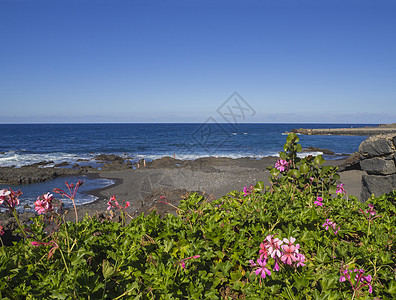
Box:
[364,203,377,216]
[275,159,289,172]
[107,196,130,211]
[243,185,254,196]
[314,196,324,207]
[250,234,306,280]
[340,267,373,294]
[54,180,84,201]
[359,203,381,221]
[0,188,22,210]
[336,183,346,194]
[34,193,54,215]
[0,222,4,236]
[322,219,340,235]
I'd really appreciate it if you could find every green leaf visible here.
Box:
[386,280,396,294]
[300,163,309,174]
[102,260,116,280]
[314,155,325,165]
[286,132,299,143]
[270,168,280,177]
[254,181,264,192]
[288,169,301,178]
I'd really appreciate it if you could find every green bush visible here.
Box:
[1,134,395,299]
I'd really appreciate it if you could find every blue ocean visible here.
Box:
[0,123,371,209]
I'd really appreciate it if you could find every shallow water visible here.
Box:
[0,175,114,212]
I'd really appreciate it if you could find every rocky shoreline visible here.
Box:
[1,153,363,245]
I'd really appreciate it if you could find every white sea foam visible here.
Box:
[0,149,327,168]
[0,151,94,168]
[135,152,279,161]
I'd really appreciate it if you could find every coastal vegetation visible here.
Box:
[1,134,395,299]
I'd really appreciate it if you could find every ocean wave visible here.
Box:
[0,150,94,168]
[0,149,331,168]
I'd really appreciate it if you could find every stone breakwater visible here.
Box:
[359,134,396,202]
[291,126,396,136]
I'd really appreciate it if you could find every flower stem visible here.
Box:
[58,246,70,274]
[71,198,78,226]
[12,209,27,241]
[367,220,371,237]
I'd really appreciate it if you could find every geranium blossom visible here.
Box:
[322,219,340,234]
[265,234,283,258]
[280,237,299,265]
[0,189,11,205]
[107,196,130,211]
[34,192,53,214]
[314,196,324,207]
[340,267,373,294]
[336,183,346,194]
[259,242,269,260]
[295,253,306,267]
[275,159,289,172]
[243,185,254,196]
[250,258,271,278]
[0,188,21,209]
[365,204,376,216]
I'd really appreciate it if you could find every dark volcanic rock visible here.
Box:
[54,162,70,167]
[147,157,182,169]
[31,161,55,167]
[0,165,90,185]
[361,174,396,202]
[94,154,125,162]
[358,134,395,157]
[338,152,362,172]
[360,157,396,175]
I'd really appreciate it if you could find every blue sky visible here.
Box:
[1,0,395,123]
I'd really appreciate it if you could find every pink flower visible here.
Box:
[340,267,373,294]
[275,159,289,172]
[265,234,283,258]
[34,192,53,214]
[280,237,299,265]
[322,219,340,234]
[34,199,47,214]
[0,188,21,210]
[243,185,254,196]
[314,197,323,207]
[336,183,346,194]
[107,196,130,211]
[273,257,280,271]
[259,242,268,260]
[322,219,334,231]
[295,253,306,267]
[340,269,351,282]
[365,204,377,216]
[0,189,11,205]
[54,180,84,200]
[253,259,271,278]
